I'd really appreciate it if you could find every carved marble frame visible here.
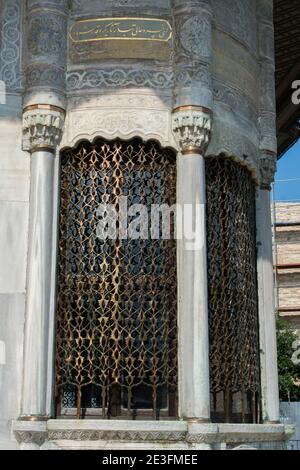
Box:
[48,109,182,419]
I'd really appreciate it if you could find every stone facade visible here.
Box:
[0,0,288,450]
[275,203,300,332]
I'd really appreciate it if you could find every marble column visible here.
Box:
[20,107,64,420]
[256,185,280,423]
[19,0,67,422]
[256,0,279,423]
[173,107,212,421]
[172,0,213,422]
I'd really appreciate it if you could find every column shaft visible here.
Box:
[21,150,55,418]
[178,154,210,420]
[256,189,280,423]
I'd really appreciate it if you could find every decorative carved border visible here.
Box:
[48,430,187,442]
[13,420,292,448]
[213,79,258,124]
[0,0,23,91]
[66,66,211,92]
[61,107,174,150]
[14,431,47,446]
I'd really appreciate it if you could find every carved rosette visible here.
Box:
[260,152,277,190]
[172,107,212,155]
[23,107,65,152]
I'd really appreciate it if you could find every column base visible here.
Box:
[18,415,50,422]
[186,418,211,424]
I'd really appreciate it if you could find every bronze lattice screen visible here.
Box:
[205,157,261,423]
[55,139,177,419]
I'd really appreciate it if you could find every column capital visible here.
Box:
[23,105,65,152]
[260,151,277,190]
[172,106,212,156]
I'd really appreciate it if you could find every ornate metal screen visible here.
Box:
[205,157,261,424]
[55,138,177,419]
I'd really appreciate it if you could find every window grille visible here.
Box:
[55,139,178,419]
[205,157,261,423]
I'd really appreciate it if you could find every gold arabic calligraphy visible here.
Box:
[70,18,172,43]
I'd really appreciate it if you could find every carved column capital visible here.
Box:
[23,106,65,152]
[172,106,212,155]
[260,151,277,190]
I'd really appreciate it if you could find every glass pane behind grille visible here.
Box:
[55,139,177,419]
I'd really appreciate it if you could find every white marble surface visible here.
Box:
[0,86,28,449]
[0,202,29,294]
[0,95,30,203]
[12,419,292,450]
[47,441,208,450]
[177,154,210,420]
[0,293,25,449]
[48,420,187,432]
[21,151,55,418]
[256,190,280,423]
[0,0,280,450]
[61,90,177,150]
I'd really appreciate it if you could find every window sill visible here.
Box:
[12,419,295,450]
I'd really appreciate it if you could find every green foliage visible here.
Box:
[276,318,300,401]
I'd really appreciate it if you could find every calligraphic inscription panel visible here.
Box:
[69,17,173,62]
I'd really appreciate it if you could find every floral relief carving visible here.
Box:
[180,16,211,59]
[259,111,277,153]
[67,109,170,145]
[26,65,65,90]
[67,68,174,90]
[172,109,212,155]
[14,431,47,447]
[23,109,65,151]
[67,65,211,91]
[260,152,277,190]
[213,80,258,124]
[48,430,186,442]
[0,0,23,90]
[28,15,65,57]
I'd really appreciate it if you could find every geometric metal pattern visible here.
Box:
[55,139,177,419]
[205,157,261,424]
